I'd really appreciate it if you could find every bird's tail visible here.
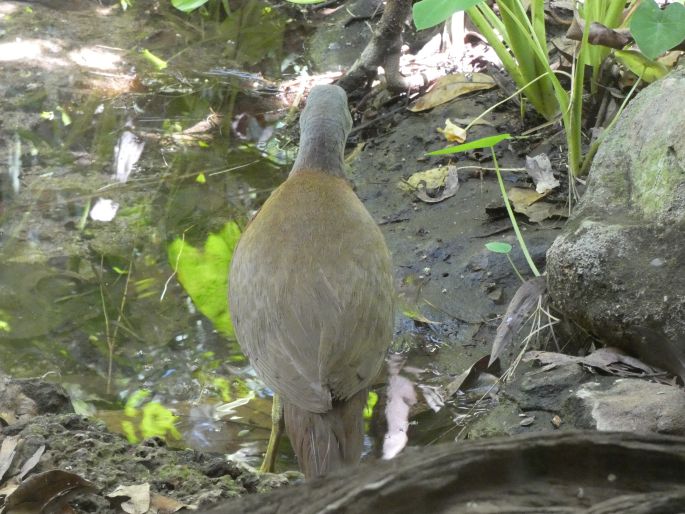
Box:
[283,389,367,478]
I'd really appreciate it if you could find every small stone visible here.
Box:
[551,415,562,428]
[519,416,535,427]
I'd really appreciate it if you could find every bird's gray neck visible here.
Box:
[290,85,352,178]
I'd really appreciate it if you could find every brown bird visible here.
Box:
[229,85,394,477]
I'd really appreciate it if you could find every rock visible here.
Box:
[470,361,685,440]
[506,361,589,412]
[564,378,685,435]
[546,66,685,377]
[0,377,72,423]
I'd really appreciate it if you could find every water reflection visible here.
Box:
[0,0,498,473]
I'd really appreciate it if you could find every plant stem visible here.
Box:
[507,254,525,283]
[491,150,541,277]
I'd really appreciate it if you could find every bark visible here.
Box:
[203,431,685,513]
[336,0,414,94]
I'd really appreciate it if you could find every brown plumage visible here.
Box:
[229,85,394,477]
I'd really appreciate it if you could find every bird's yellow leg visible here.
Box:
[260,393,284,473]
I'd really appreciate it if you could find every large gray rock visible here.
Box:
[564,378,685,435]
[546,67,685,377]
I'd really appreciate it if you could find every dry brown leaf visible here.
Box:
[508,188,567,222]
[518,202,568,223]
[107,483,151,514]
[444,355,494,397]
[0,477,20,498]
[400,166,459,204]
[150,492,198,513]
[5,469,97,513]
[416,167,459,203]
[0,435,19,483]
[490,277,547,367]
[437,119,466,143]
[17,444,44,481]
[409,72,496,112]
[508,187,546,207]
[524,347,662,377]
[400,166,452,191]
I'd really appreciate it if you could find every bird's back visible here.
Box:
[229,170,394,414]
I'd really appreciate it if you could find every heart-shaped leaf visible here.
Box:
[630,0,685,60]
[413,0,484,30]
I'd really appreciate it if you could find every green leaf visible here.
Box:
[57,107,71,126]
[140,49,168,70]
[427,133,511,156]
[413,0,484,30]
[171,0,210,12]
[485,241,512,254]
[630,0,685,60]
[140,402,181,440]
[363,391,378,420]
[615,50,669,83]
[167,221,241,337]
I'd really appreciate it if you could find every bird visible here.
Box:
[229,84,394,478]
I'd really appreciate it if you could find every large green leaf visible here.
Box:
[630,0,685,60]
[171,0,210,12]
[427,133,511,155]
[615,50,669,83]
[167,221,241,337]
[413,0,484,30]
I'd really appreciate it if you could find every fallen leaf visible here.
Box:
[107,483,151,514]
[437,119,466,143]
[0,436,19,483]
[519,416,535,427]
[582,347,659,376]
[150,493,198,513]
[526,154,559,194]
[417,385,444,413]
[416,168,459,203]
[490,277,547,367]
[0,477,19,498]
[400,166,460,204]
[524,347,662,377]
[17,444,45,480]
[508,187,546,207]
[444,355,497,397]
[5,470,97,513]
[518,202,568,223]
[409,72,496,112]
[508,188,567,222]
[113,130,145,183]
[615,49,669,83]
[400,166,452,191]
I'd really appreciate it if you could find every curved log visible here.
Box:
[203,431,685,513]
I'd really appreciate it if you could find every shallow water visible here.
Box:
[0,0,490,472]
